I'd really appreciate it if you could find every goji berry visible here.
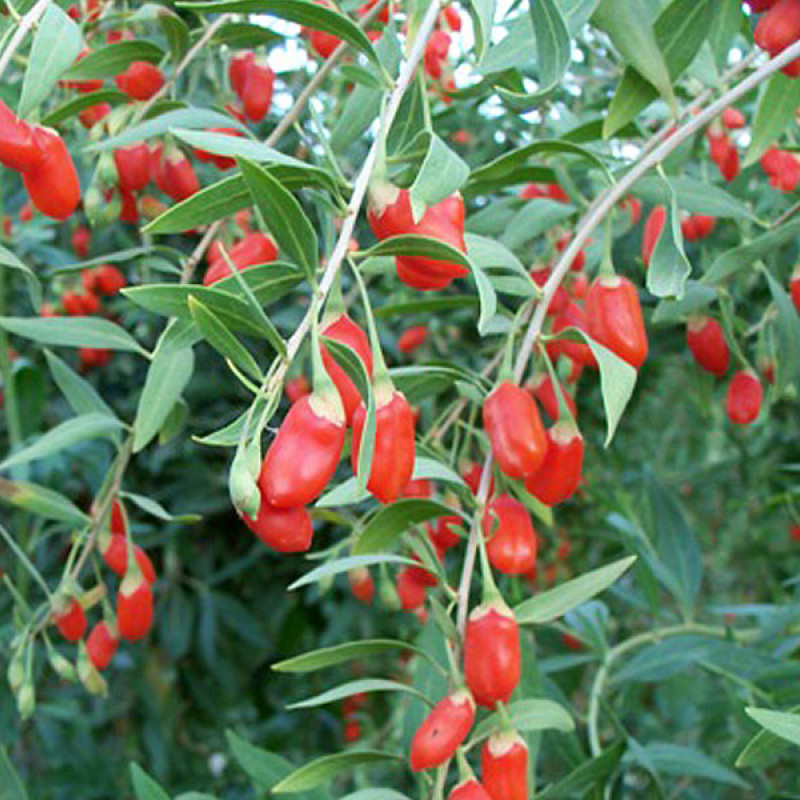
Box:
[726,370,763,425]
[481,731,529,800]
[242,494,313,553]
[525,420,584,506]
[409,689,475,771]
[482,494,538,575]
[686,315,729,376]
[586,275,648,369]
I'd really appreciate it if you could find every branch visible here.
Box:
[0,0,49,82]
[513,38,800,384]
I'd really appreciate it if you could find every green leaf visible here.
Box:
[0,413,124,471]
[19,4,82,117]
[412,455,466,486]
[289,553,419,590]
[171,128,310,170]
[702,219,800,285]
[133,329,195,453]
[188,296,262,381]
[762,267,800,395]
[652,280,717,324]
[339,792,411,800]
[469,139,613,187]
[225,732,328,799]
[408,134,470,220]
[635,743,748,788]
[0,245,42,308]
[273,638,427,672]
[130,764,170,800]
[466,0,495,60]
[86,108,248,152]
[515,555,637,624]
[471,698,575,743]
[288,678,430,710]
[500,199,576,251]
[157,7,190,63]
[0,316,145,354]
[271,751,401,794]
[603,0,715,137]
[44,350,115,419]
[120,491,200,524]
[354,499,460,554]
[239,158,319,280]
[593,0,674,125]
[745,72,800,167]
[213,20,282,48]
[179,0,381,68]
[529,0,571,95]
[63,40,165,80]
[0,744,27,800]
[647,174,692,299]
[360,234,469,268]
[0,478,89,524]
[738,707,800,767]
[40,89,128,127]
[124,265,304,328]
[632,175,752,219]
[537,741,626,799]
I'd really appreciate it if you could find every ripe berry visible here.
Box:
[726,370,763,425]
[761,148,800,191]
[259,392,346,507]
[448,780,493,800]
[53,598,87,642]
[754,0,800,77]
[396,566,428,610]
[349,568,374,604]
[483,381,547,479]
[547,301,597,368]
[721,107,746,129]
[116,574,154,641]
[115,61,165,101]
[320,313,373,422]
[22,126,81,220]
[528,373,576,422]
[586,275,648,369]
[153,147,199,201]
[285,375,311,404]
[681,215,716,241]
[790,265,800,313]
[398,325,428,353]
[481,731,529,800]
[351,389,416,503]
[464,599,521,707]
[94,264,126,295]
[242,494,313,553]
[409,689,476,771]
[114,143,151,193]
[686,316,729,376]
[71,226,90,259]
[531,267,569,316]
[482,494,538,575]
[204,232,278,285]
[86,621,119,671]
[524,420,584,506]
[642,206,666,267]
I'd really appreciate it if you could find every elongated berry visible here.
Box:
[686,316,729,376]
[524,420,584,506]
[242,494,313,553]
[409,689,476,771]
[482,495,538,575]
[86,621,119,671]
[117,574,153,641]
[586,275,648,369]
[481,731,529,800]
[464,599,521,707]
[726,370,763,425]
[448,779,493,800]
[53,598,87,642]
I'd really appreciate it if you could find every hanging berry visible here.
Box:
[483,381,547,479]
[686,316,729,376]
[463,599,521,707]
[115,61,165,101]
[409,689,476,771]
[481,730,530,800]
[448,780,493,800]
[726,370,763,425]
[242,494,313,552]
[86,621,119,671]
[116,573,154,642]
[524,420,584,506]
[481,495,538,575]
[53,598,87,642]
[641,206,666,267]
[586,275,648,369]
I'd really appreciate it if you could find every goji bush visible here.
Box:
[1,0,800,798]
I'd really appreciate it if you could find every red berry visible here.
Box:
[114,143,151,193]
[524,420,584,505]
[94,265,126,295]
[547,301,597,368]
[349,568,374,604]
[586,275,648,369]
[481,731,529,800]
[242,494,313,553]
[686,316,729,376]
[726,370,763,425]
[115,61,165,101]
[259,392,346,507]
[116,575,153,642]
[464,599,521,707]
[86,621,119,670]
[154,147,199,202]
[285,375,311,404]
[368,187,468,291]
[71,226,90,259]
[754,0,800,78]
[396,566,429,610]
[320,313,374,422]
[22,126,80,220]
[351,390,416,503]
[482,494,538,575]
[53,598,86,642]
[531,267,569,316]
[790,265,800,313]
[409,689,476,771]
[79,103,111,129]
[642,206,666,267]
[681,215,716,241]
[721,108,746,129]
[761,148,800,191]
[483,381,547,479]
[461,462,495,497]
[240,56,275,122]
[398,325,428,353]
[204,232,278,285]
[448,780,493,800]
[528,373,576,422]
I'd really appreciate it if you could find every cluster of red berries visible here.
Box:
[42,262,126,372]
[749,0,800,77]
[52,499,156,677]
[706,107,744,182]
[423,5,462,104]
[228,51,275,122]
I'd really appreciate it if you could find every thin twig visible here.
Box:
[137,13,233,120]
[0,0,49,82]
